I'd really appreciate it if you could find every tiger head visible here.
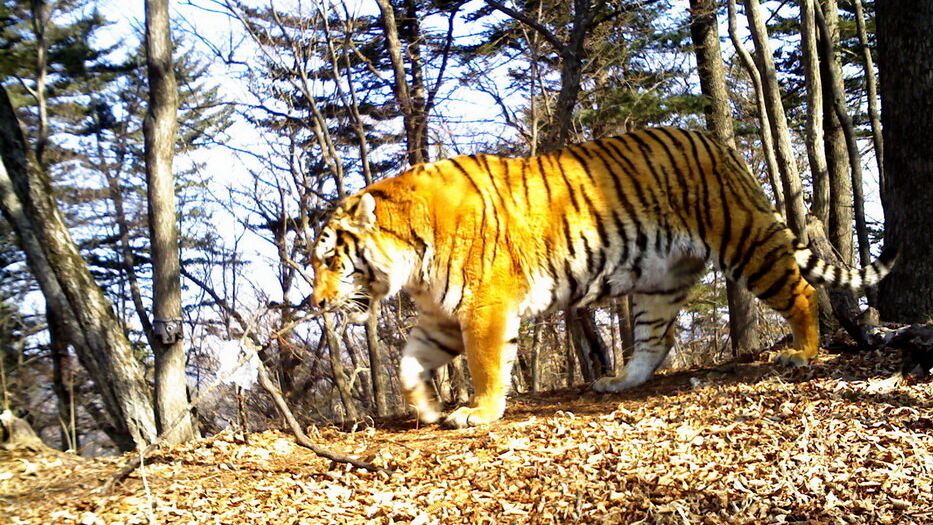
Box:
[309,192,412,321]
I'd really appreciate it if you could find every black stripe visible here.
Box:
[727,213,756,272]
[580,191,609,250]
[801,252,820,277]
[476,155,503,266]
[682,131,712,259]
[831,265,845,288]
[667,291,689,305]
[563,216,577,258]
[414,330,461,357]
[699,134,733,269]
[732,224,785,282]
[536,156,552,202]
[746,244,790,289]
[564,259,580,302]
[645,128,689,227]
[566,146,597,183]
[775,288,800,313]
[587,142,632,262]
[520,158,530,205]
[553,153,581,214]
[628,132,671,198]
[455,259,468,312]
[655,128,693,212]
[756,268,795,302]
[598,139,650,272]
[582,235,597,276]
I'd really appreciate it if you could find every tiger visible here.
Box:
[309,127,896,429]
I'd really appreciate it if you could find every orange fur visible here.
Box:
[310,128,895,427]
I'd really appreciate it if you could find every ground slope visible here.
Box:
[3,349,932,524]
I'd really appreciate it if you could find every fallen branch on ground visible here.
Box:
[255,359,388,475]
[99,322,385,494]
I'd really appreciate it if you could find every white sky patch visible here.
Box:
[206,335,261,389]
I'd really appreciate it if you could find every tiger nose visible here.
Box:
[310,291,327,309]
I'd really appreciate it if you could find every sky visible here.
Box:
[80,0,887,328]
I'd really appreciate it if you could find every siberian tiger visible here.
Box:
[310,127,895,428]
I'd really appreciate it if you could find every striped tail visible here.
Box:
[794,244,898,290]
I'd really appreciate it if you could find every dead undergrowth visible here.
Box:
[3,348,932,524]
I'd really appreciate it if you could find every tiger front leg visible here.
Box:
[444,308,520,429]
[399,316,464,424]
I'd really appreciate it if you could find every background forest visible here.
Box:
[0,0,930,457]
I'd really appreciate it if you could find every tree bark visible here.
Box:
[743,0,808,238]
[799,0,830,225]
[813,3,872,269]
[144,0,197,444]
[529,321,542,393]
[546,0,594,149]
[615,297,635,366]
[400,0,430,162]
[690,0,760,357]
[565,308,610,383]
[876,0,933,323]
[740,0,865,336]
[322,312,359,422]
[365,303,389,417]
[0,86,156,451]
[29,0,50,170]
[48,304,78,451]
[374,0,423,165]
[852,0,884,200]
[727,0,784,212]
[819,0,854,264]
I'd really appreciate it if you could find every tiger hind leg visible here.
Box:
[744,250,821,367]
[400,315,464,424]
[593,291,690,393]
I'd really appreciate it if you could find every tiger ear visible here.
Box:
[354,192,377,229]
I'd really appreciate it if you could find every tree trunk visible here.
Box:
[529,321,542,393]
[543,0,594,149]
[322,312,359,422]
[0,87,156,451]
[565,308,610,383]
[48,305,78,451]
[852,0,884,200]
[690,0,760,357]
[799,0,830,225]
[144,0,198,444]
[29,0,49,170]
[400,0,430,162]
[819,0,854,265]
[813,3,872,269]
[743,0,808,238]
[374,0,423,165]
[727,0,784,211]
[615,297,635,366]
[741,0,864,336]
[365,303,389,417]
[876,0,933,323]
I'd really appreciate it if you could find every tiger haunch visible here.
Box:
[309,127,896,428]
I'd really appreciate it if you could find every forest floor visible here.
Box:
[3,346,932,525]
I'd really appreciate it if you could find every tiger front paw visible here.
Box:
[443,405,504,429]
